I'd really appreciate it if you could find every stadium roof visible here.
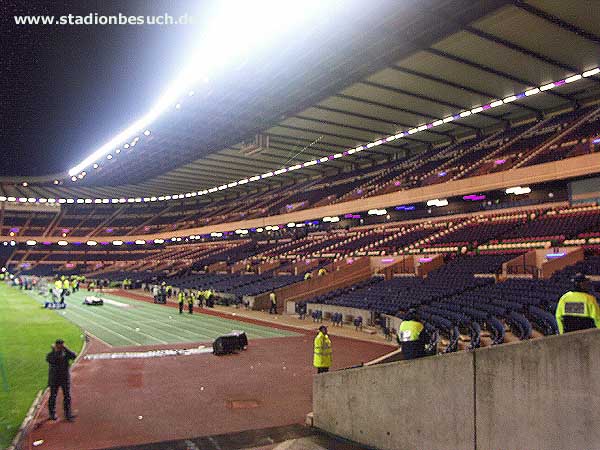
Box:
[2,0,600,201]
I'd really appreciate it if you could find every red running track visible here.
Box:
[23,293,392,450]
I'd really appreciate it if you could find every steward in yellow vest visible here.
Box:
[556,273,600,334]
[269,291,277,314]
[313,325,332,373]
[187,291,195,314]
[178,291,185,314]
[398,309,427,360]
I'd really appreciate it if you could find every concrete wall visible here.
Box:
[313,329,600,450]
[475,329,600,450]
[313,351,475,450]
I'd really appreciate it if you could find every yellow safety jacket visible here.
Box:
[188,294,194,305]
[63,280,70,289]
[398,320,424,342]
[318,268,327,277]
[269,292,276,304]
[304,273,312,280]
[555,291,600,334]
[313,332,332,368]
[54,280,63,290]
[178,292,185,304]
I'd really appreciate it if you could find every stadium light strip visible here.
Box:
[9,66,600,206]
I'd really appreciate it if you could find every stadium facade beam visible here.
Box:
[359,80,505,124]
[276,123,432,148]
[424,48,575,104]
[334,94,480,132]
[263,145,347,170]
[310,105,455,139]
[463,25,600,85]
[390,66,542,115]
[514,1,600,45]
[268,136,411,165]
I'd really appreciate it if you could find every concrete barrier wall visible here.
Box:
[313,351,475,450]
[475,329,600,450]
[313,329,600,450]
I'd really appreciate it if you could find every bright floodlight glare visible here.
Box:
[68,0,326,177]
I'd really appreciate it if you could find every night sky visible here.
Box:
[0,0,211,177]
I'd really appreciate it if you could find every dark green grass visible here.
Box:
[0,284,85,449]
[32,290,296,347]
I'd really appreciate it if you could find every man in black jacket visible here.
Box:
[46,339,77,421]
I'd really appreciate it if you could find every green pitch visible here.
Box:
[0,283,85,449]
[35,290,296,347]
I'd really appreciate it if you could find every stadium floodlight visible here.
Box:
[135,240,145,244]
[154,239,164,244]
[112,240,123,246]
[87,240,97,246]
[26,240,37,246]
[68,0,326,177]
[57,241,68,246]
